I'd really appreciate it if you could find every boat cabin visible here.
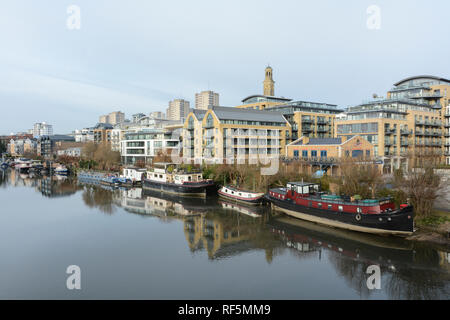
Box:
[269,181,396,215]
[146,162,205,185]
[122,167,147,182]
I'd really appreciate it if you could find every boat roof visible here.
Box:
[223,185,263,194]
[270,188,287,195]
[287,182,319,186]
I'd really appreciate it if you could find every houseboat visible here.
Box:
[266,181,414,236]
[218,185,265,205]
[78,171,119,187]
[120,167,147,186]
[14,158,32,173]
[143,163,215,197]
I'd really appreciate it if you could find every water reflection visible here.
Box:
[2,169,449,299]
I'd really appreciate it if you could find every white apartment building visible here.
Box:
[73,128,95,143]
[120,128,181,165]
[33,122,53,138]
[195,90,219,110]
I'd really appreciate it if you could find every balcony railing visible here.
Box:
[384,128,397,134]
[400,129,412,135]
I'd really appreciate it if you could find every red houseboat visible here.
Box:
[266,182,414,236]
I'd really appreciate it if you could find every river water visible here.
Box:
[0,169,449,299]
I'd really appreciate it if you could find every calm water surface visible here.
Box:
[0,169,449,299]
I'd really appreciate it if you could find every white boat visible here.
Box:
[120,167,147,186]
[54,165,69,175]
[15,158,32,172]
[218,185,265,205]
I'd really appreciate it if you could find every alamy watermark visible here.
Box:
[66,265,81,290]
[67,5,81,30]
[366,265,381,290]
[366,5,381,30]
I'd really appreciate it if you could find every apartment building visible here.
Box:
[99,111,125,125]
[93,123,114,144]
[150,111,165,119]
[266,101,342,142]
[182,106,291,164]
[166,99,190,121]
[37,135,76,158]
[445,103,450,165]
[195,90,219,110]
[8,138,37,156]
[336,75,450,172]
[72,128,94,143]
[120,128,181,165]
[32,122,53,138]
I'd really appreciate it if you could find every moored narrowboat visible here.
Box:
[266,181,414,236]
[143,163,215,197]
[218,185,265,205]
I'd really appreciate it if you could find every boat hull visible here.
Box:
[143,179,214,197]
[266,195,414,236]
[218,189,264,205]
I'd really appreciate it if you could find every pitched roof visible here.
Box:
[211,106,288,123]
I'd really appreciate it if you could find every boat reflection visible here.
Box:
[1,169,448,299]
[268,215,450,299]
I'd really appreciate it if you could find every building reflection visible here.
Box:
[2,170,448,299]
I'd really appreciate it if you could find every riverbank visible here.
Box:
[406,210,450,249]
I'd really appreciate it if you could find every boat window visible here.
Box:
[238,193,242,196]
[159,175,163,178]
[318,203,322,208]
[338,206,343,212]
[328,204,332,210]
[357,207,362,213]
[303,186,309,194]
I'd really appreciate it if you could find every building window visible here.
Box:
[311,150,317,157]
[320,150,327,158]
[293,150,299,157]
[366,150,370,157]
[302,150,308,157]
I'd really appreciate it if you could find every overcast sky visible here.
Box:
[1,0,449,134]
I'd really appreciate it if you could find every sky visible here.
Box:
[1,0,449,135]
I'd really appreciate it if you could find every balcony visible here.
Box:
[316,119,328,125]
[406,92,443,99]
[302,126,313,132]
[317,127,328,133]
[415,130,424,136]
[384,128,397,134]
[302,119,313,124]
[445,123,450,128]
[415,120,425,126]
[400,129,412,135]
[400,141,409,147]
[384,141,393,146]
[429,121,442,127]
